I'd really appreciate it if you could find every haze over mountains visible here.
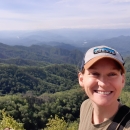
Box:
[0,29,130,57]
[0,29,130,44]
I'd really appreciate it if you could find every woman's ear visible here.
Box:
[78,72,84,88]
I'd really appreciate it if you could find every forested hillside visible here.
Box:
[0,43,83,65]
[0,64,78,95]
[0,42,130,129]
[0,63,85,129]
[0,42,84,129]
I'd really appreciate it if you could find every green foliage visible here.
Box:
[44,115,78,130]
[0,89,87,129]
[67,121,79,130]
[124,72,130,91]
[0,110,24,130]
[120,91,130,107]
[0,64,78,95]
[0,44,129,130]
[0,43,83,65]
[45,115,67,130]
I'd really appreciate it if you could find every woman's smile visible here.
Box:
[94,90,113,95]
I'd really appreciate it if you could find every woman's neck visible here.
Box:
[91,101,120,124]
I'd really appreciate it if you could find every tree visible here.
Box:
[0,110,24,130]
[44,115,67,130]
[44,115,78,130]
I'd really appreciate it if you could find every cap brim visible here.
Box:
[84,56,125,73]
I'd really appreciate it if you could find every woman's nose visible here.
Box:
[97,76,108,88]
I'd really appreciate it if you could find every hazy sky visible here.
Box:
[0,0,130,30]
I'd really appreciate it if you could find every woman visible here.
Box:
[78,45,130,130]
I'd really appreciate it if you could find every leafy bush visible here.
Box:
[44,115,78,130]
[0,110,24,130]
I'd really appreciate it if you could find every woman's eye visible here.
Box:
[108,73,116,76]
[91,72,99,76]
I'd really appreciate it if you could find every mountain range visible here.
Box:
[0,29,130,47]
[0,29,130,67]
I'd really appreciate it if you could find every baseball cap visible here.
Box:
[81,45,125,73]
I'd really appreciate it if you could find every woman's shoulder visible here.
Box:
[80,99,92,109]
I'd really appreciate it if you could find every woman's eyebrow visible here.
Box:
[88,67,97,70]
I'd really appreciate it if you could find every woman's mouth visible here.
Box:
[94,90,113,95]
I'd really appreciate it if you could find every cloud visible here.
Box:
[0,0,130,30]
[111,0,130,3]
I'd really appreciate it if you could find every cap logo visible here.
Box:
[93,47,116,55]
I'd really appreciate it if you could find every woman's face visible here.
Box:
[78,58,125,107]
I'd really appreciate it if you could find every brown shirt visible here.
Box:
[78,99,130,130]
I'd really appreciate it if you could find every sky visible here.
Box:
[0,0,130,31]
